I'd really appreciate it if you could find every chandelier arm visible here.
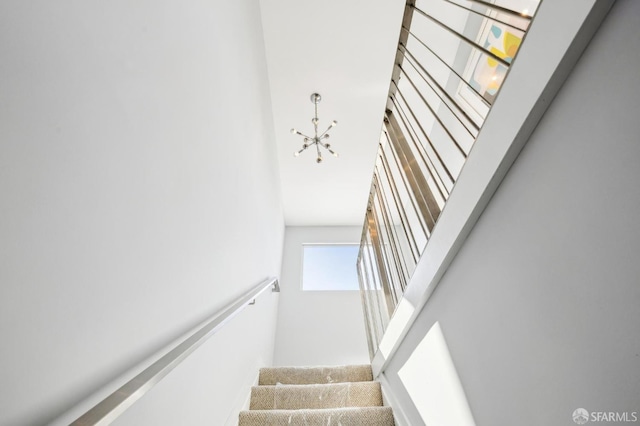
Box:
[318,125,333,138]
[320,142,338,157]
[294,145,310,157]
[293,130,313,139]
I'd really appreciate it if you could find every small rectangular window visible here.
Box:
[302,244,360,291]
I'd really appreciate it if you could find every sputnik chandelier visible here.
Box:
[291,93,338,163]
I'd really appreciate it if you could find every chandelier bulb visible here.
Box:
[290,128,297,134]
[317,157,322,163]
[331,120,338,127]
[294,151,300,157]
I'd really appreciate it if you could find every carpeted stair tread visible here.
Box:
[249,381,382,410]
[243,364,394,425]
[238,406,394,426]
[258,364,373,385]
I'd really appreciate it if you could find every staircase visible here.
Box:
[238,364,395,425]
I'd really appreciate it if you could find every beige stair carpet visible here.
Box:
[239,365,394,426]
[250,381,382,410]
[239,407,395,425]
[258,364,373,385]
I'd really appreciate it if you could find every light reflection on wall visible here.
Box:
[397,321,476,426]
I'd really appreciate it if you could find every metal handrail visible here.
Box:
[71,277,280,425]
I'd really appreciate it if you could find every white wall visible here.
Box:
[383,1,640,424]
[113,288,280,426]
[273,227,370,366]
[0,1,284,425]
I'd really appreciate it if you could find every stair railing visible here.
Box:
[70,277,279,426]
[357,0,538,358]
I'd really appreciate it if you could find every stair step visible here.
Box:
[250,381,382,410]
[238,406,394,425]
[258,364,373,385]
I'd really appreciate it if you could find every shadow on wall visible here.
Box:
[394,321,476,426]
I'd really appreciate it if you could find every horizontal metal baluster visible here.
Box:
[370,189,401,307]
[392,86,457,186]
[379,150,420,264]
[398,65,468,158]
[439,0,529,32]
[400,30,489,110]
[374,182,405,305]
[373,177,404,299]
[359,233,383,345]
[374,173,409,293]
[390,94,451,200]
[356,0,537,348]
[361,224,388,336]
[411,4,511,68]
[385,123,436,234]
[386,113,441,232]
[366,207,397,316]
[382,128,430,240]
[356,259,376,359]
[401,48,479,138]
[463,0,533,19]
[367,224,392,329]
[393,110,446,226]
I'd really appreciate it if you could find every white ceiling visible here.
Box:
[259,0,406,226]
